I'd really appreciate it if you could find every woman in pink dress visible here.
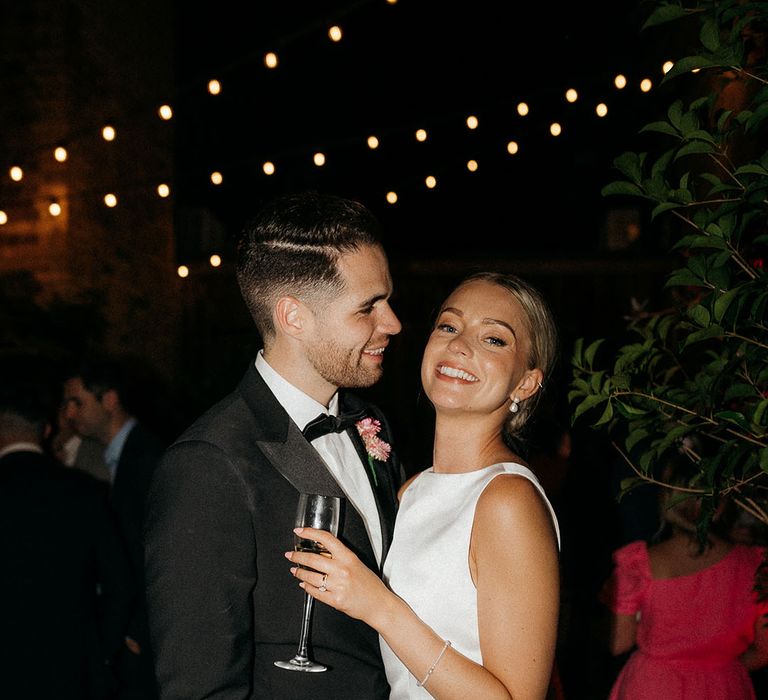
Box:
[601,468,768,699]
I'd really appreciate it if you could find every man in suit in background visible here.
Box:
[0,351,134,699]
[62,357,166,699]
[145,191,405,699]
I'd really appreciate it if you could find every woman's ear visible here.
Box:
[515,368,544,401]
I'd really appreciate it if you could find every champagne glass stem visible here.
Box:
[295,592,315,662]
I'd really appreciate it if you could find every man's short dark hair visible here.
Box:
[235,191,383,340]
[0,350,60,435]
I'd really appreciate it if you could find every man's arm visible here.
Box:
[144,441,256,700]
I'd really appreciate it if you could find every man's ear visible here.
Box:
[273,295,308,338]
[100,388,121,413]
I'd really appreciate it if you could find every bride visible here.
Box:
[287,271,561,699]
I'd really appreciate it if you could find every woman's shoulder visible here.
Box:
[613,540,651,569]
[475,468,560,546]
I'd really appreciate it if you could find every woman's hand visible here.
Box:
[285,527,391,626]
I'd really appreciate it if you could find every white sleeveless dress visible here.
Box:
[379,462,561,699]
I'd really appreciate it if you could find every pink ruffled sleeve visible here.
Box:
[600,540,652,616]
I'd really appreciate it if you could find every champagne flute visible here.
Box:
[274,492,341,672]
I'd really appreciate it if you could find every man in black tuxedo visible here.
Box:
[145,192,405,699]
[62,358,166,699]
[0,352,134,699]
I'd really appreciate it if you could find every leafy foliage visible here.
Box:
[570,1,768,530]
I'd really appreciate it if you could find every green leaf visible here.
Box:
[753,399,768,427]
[713,287,739,322]
[613,152,645,184]
[700,18,721,51]
[573,394,607,421]
[734,164,768,177]
[687,304,711,327]
[626,429,650,453]
[584,338,605,367]
[663,56,719,81]
[681,324,724,348]
[642,4,689,29]
[651,202,682,220]
[601,181,645,198]
[715,411,753,432]
[675,141,716,159]
[594,400,614,427]
[640,121,680,138]
[666,269,703,288]
[760,448,768,473]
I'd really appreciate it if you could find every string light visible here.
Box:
[0,211,8,225]
[0,8,665,219]
[209,254,222,267]
[48,201,62,216]
[425,175,437,189]
[177,265,189,278]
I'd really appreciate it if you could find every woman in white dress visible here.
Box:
[288,271,561,699]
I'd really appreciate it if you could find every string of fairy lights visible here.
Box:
[0,0,680,278]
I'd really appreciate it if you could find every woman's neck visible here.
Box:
[432,413,518,473]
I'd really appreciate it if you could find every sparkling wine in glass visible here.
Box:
[274,492,341,672]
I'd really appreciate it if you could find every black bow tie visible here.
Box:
[302,408,367,443]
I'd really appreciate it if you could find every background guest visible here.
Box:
[0,350,134,699]
[62,356,166,700]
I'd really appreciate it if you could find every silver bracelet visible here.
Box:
[416,639,451,688]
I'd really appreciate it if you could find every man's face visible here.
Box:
[305,244,402,389]
[62,377,111,444]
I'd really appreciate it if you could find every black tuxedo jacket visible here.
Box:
[111,421,166,696]
[145,363,405,700]
[0,449,134,699]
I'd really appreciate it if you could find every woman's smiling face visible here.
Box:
[420,279,534,416]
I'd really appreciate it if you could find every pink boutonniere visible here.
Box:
[356,417,391,486]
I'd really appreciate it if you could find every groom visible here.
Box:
[144,191,405,699]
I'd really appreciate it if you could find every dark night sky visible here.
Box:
[170,1,671,262]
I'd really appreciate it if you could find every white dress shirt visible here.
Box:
[255,352,384,565]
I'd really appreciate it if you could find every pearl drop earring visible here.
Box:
[509,396,520,413]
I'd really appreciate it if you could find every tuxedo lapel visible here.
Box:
[237,364,376,567]
[256,422,344,498]
[238,365,344,497]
